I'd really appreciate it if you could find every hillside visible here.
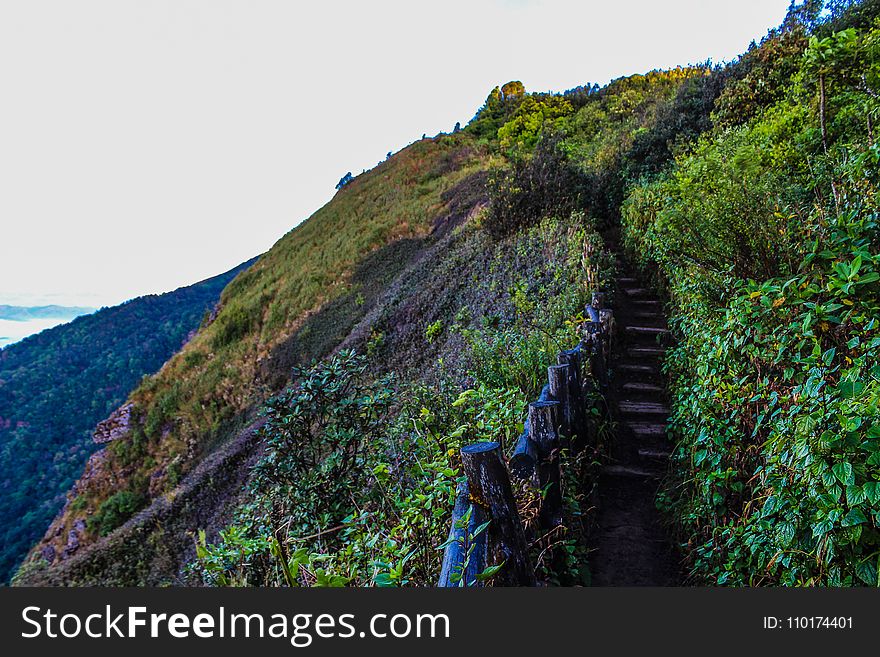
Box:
[15,0,880,587]
[17,133,493,584]
[0,259,254,583]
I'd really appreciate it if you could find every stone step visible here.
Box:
[619,401,670,416]
[603,464,659,479]
[631,299,661,307]
[625,326,669,336]
[628,347,665,358]
[625,423,668,438]
[616,363,660,376]
[621,382,664,394]
[618,277,638,285]
[623,287,649,297]
[630,312,666,324]
[638,448,672,460]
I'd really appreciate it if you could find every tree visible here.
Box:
[497,95,574,153]
[335,172,353,190]
[466,83,528,140]
[804,28,859,150]
[500,80,526,100]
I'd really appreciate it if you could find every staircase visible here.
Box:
[590,267,681,586]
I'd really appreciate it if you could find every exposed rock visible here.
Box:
[40,545,55,565]
[61,519,87,560]
[148,466,167,498]
[93,402,134,444]
[78,448,108,487]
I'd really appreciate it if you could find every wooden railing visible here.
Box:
[437,291,613,586]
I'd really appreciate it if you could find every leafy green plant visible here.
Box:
[436,506,503,586]
[622,16,880,585]
[88,490,146,537]
[425,320,444,344]
[251,350,393,530]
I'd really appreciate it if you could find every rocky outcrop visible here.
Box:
[63,520,87,559]
[93,402,134,444]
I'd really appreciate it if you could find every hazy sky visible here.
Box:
[0,0,791,308]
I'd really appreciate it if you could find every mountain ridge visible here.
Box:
[0,305,95,322]
[15,0,880,587]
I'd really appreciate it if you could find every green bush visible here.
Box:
[486,133,588,239]
[658,201,880,585]
[622,14,880,585]
[89,491,146,537]
[252,350,393,527]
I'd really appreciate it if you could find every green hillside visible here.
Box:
[0,260,253,583]
[15,0,880,588]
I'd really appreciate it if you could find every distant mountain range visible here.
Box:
[0,305,95,322]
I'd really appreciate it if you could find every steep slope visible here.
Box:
[17,64,719,586]
[0,259,254,582]
[17,134,490,584]
[22,1,877,587]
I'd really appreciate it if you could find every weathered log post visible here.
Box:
[437,480,488,587]
[558,347,588,450]
[509,426,538,482]
[585,292,609,392]
[599,308,614,366]
[557,348,583,399]
[460,442,536,586]
[528,400,563,530]
[548,364,572,445]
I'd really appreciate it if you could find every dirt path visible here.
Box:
[589,260,682,586]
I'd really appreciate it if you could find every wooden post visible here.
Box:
[599,308,614,366]
[588,332,607,392]
[509,429,537,482]
[437,480,488,587]
[548,364,572,445]
[528,400,563,529]
[460,442,536,586]
[558,348,587,449]
[557,347,583,393]
[538,383,552,403]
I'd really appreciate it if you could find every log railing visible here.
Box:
[437,290,613,586]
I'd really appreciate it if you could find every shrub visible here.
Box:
[89,490,146,537]
[251,350,393,529]
[486,133,588,239]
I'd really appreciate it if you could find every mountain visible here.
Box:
[0,259,255,583]
[15,0,880,587]
[0,306,97,349]
[0,306,95,322]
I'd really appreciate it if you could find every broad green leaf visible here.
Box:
[837,380,865,399]
[863,481,880,505]
[832,461,854,486]
[855,558,878,586]
[842,508,868,527]
[475,562,505,581]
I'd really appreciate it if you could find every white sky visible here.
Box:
[0,0,791,308]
